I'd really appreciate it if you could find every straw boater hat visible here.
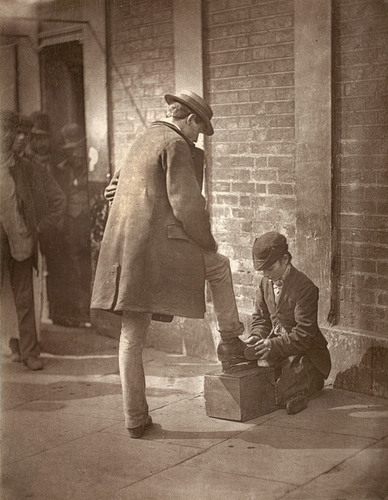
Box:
[164,90,214,136]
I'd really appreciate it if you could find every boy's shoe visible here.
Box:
[285,394,308,415]
[128,415,153,439]
[217,337,257,374]
[24,356,43,371]
[9,338,22,362]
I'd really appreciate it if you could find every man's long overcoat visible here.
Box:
[91,122,216,319]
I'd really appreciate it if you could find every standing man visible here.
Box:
[25,112,69,327]
[25,111,53,173]
[12,114,32,159]
[0,111,66,370]
[52,123,91,327]
[245,232,331,414]
[91,91,255,438]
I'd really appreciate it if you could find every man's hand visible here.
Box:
[253,339,272,359]
[104,181,117,204]
[104,169,121,204]
[245,335,261,346]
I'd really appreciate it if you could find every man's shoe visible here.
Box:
[24,356,43,371]
[11,352,22,362]
[217,337,257,374]
[9,338,21,362]
[285,394,308,415]
[244,345,258,360]
[128,415,153,439]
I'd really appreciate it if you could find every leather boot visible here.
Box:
[217,337,257,374]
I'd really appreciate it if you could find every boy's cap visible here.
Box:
[252,232,288,271]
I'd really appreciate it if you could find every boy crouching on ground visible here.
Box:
[244,232,331,415]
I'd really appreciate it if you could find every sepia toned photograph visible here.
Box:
[1,0,387,498]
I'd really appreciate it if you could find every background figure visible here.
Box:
[25,112,68,328]
[13,114,32,159]
[53,123,91,327]
[1,115,33,355]
[25,111,52,172]
[0,110,66,370]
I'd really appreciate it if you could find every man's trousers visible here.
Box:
[119,251,243,428]
[1,236,40,361]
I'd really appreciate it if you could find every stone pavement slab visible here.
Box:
[282,436,388,500]
[2,405,119,464]
[104,394,267,449]
[1,431,202,500]
[182,420,376,486]
[265,387,388,440]
[111,464,294,500]
[53,393,123,421]
[2,329,388,500]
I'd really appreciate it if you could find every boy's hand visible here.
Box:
[253,339,272,360]
[244,337,271,360]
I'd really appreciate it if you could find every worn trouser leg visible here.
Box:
[119,311,152,428]
[204,252,256,373]
[7,255,40,361]
[204,251,244,338]
[275,354,324,406]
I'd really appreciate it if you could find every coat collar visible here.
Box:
[151,120,194,147]
[263,264,298,312]
[275,265,297,311]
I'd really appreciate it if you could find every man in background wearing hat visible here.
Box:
[245,232,331,414]
[52,123,91,327]
[25,111,53,172]
[12,114,33,159]
[0,111,66,370]
[92,91,255,438]
[22,111,71,328]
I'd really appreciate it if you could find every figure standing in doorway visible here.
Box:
[53,123,91,327]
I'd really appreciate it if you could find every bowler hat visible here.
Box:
[61,123,85,149]
[17,115,33,135]
[252,232,288,271]
[0,110,19,131]
[30,111,51,136]
[164,90,214,136]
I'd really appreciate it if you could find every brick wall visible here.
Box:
[203,0,295,313]
[108,0,175,171]
[333,0,388,334]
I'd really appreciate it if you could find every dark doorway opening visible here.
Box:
[39,40,92,328]
[40,41,85,156]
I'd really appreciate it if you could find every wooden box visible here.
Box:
[204,366,277,422]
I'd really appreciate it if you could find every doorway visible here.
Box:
[39,40,92,328]
[40,41,85,159]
